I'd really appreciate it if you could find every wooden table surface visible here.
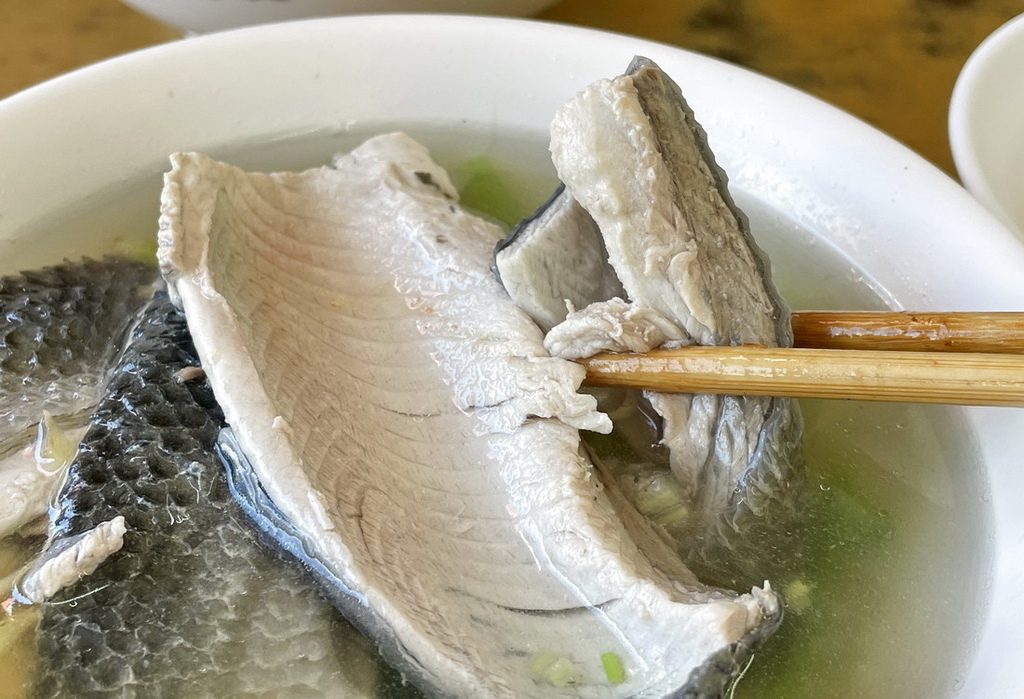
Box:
[0,0,1020,175]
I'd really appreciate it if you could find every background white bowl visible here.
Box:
[950,12,1024,236]
[120,0,558,33]
[2,14,1024,697]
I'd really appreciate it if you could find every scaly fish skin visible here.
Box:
[0,257,157,539]
[0,257,157,442]
[35,293,377,698]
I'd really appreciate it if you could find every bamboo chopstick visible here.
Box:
[579,346,1024,406]
[791,311,1024,353]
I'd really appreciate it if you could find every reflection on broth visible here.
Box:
[0,128,991,697]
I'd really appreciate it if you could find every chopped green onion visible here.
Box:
[112,236,159,264]
[601,651,626,684]
[529,651,583,687]
[783,579,813,614]
[453,156,524,227]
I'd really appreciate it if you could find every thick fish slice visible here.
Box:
[33,293,379,698]
[0,258,156,539]
[499,57,805,587]
[159,135,781,698]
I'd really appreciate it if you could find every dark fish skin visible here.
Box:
[34,293,376,698]
[0,257,157,442]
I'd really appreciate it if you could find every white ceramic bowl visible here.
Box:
[120,0,558,33]
[949,12,1024,236]
[2,15,1023,697]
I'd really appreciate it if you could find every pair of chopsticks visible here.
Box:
[580,312,1024,406]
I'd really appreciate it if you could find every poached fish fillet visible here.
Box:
[496,58,805,587]
[158,134,780,698]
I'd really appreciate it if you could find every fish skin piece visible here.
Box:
[623,61,806,580]
[34,293,378,699]
[159,134,781,698]
[0,258,156,540]
[0,257,157,443]
[506,57,805,588]
[618,62,803,558]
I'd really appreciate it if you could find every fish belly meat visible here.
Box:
[33,293,379,698]
[496,57,805,587]
[158,133,780,698]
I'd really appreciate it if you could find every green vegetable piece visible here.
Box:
[113,236,159,264]
[633,472,690,526]
[454,155,524,227]
[601,652,626,685]
[529,651,583,687]
[783,579,813,614]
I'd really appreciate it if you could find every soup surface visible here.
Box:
[0,125,992,698]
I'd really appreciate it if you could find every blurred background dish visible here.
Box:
[3,0,1023,178]
[950,12,1024,236]
[118,0,560,33]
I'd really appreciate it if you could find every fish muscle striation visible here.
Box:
[159,133,780,698]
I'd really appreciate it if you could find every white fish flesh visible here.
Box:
[17,515,126,604]
[495,57,805,587]
[159,133,781,698]
[494,184,624,333]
